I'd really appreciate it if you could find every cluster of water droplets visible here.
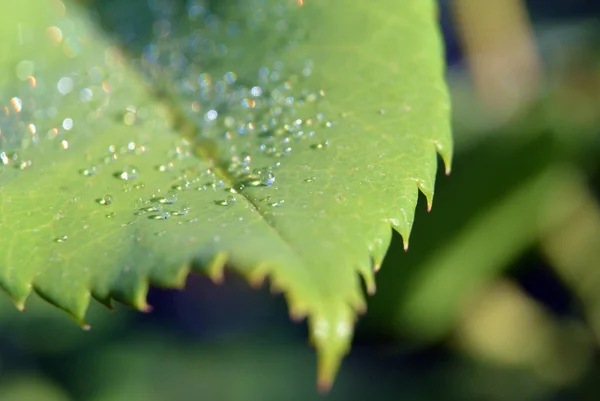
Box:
[133,0,335,206]
[0,0,134,175]
[2,0,338,243]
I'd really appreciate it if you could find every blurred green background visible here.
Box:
[2,0,600,400]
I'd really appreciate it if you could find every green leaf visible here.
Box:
[0,0,451,388]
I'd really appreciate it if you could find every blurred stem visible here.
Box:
[539,178,600,345]
[454,279,591,386]
[451,0,541,123]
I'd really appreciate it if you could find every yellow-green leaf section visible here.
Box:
[0,0,451,389]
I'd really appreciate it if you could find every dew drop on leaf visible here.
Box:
[214,195,236,206]
[259,170,275,186]
[151,200,163,212]
[164,190,178,204]
[55,236,68,243]
[172,202,190,216]
[150,211,171,220]
[99,194,113,206]
[105,212,116,219]
[311,140,329,150]
[117,165,139,180]
[80,166,97,176]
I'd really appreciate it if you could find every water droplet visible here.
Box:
[304,176,316,182]
[57,77,74,94]
[151,200,163,212]
[99,195,113,205]
[62,118,73,130]
[311,140,329,150]
[150,211,171,220]
[117,165,139,180]
[164,190,178,204]
[173,202,190,216]
[80,166,97,176]
[244,177,262,187]
[214,195,236,206]
[378,109,386,115]
[18,160,32,170]
[10,97,22,113]
[259,170,275,186]
[106,212,116,219]
[80,88,92,102]
[268,200,285,207]
[55,235,68,243]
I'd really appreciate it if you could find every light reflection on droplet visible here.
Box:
[79,88,92,102]
[205,109,218,121]
[62,118,73,130]
[57,77,74,94]
[10,97,22,113]
[46,26,63,44]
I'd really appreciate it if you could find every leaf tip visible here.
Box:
[310,306,353,393]
[317,372,335,393]
[315,345,343,394]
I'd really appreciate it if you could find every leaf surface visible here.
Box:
[0,0,451,387]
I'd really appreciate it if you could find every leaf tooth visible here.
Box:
[108,277,151,313]
[432,139,453,175]
[0,281,32,311]
[413,177,434,212]
[168,263,191,289]
[310,304,354,393]
[32,284,91,328]
[245,263,270,289]
[368,228,392,273]
[206,251,228,284]
[358,267,376,296]
[387,201,416,252]
[288,297,309,322]
[269,275,287,295]
[131,280,152,313]
[131,279,152,312]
